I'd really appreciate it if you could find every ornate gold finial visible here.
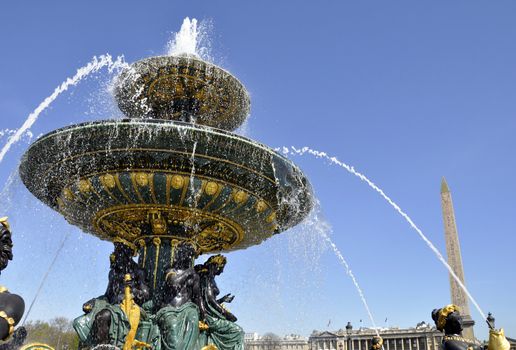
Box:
[441,177,450,194]
[438,304,460,331]
[0,217,10,231]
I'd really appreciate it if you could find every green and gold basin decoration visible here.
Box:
[19,52,312,292]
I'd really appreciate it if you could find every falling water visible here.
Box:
[282,146,487,321]
[0,129,15,140]
[0,54,128,165]
[322,230,380,335]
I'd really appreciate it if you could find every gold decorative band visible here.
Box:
[0,310,15,339]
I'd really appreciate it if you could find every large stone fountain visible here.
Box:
[19,53,313,349]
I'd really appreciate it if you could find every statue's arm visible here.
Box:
[206,281,237,322]
[217,293,234,304]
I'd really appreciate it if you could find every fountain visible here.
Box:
[17,23,313,350]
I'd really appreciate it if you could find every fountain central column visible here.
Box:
[133,211,198,302]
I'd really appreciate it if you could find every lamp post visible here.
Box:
[346,322,353,350]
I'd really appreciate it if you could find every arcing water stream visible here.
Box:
[323,230,380,335]
[0,54,128,166]
[281,146,488,321]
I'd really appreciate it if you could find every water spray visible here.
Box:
[0,54,128,166]
[282,146,488,321]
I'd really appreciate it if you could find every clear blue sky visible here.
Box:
[0,0,515,340]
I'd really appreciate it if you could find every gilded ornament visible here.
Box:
[201,345,218,350]
[113,237,137,253]
[56,198,65,210]
[78,179,92,193]
[0,217,9,231]
[100,174,116,189]
[150,211,167,235]
[134,172,149,187]
[0,310,15,337]
[266,212,277,223]
[63,188,74,201]
[20,344,55,350]
[205,181,219,196]
[438,304,459,331]
[199,321,210,331]
[255,200,267,213]
[171,175,184,189]
[233,190,248,204]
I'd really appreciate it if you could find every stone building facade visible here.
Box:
[308,323,442,350]
[244,333,309,350]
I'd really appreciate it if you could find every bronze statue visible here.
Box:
[74,241,151,348]
[104,241,150,306]
[432,305,483,350]
[432,305,510,350]
[155,241,202,350]
[196,254,244,350]
[0,217,26,346]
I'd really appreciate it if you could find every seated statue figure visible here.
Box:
[155,241,201,350]
[432,305,510,350]
[196,255,244,350]
[0,217,26,348]
[74,240,152,349]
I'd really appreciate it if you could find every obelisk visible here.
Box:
[440,178,475,340]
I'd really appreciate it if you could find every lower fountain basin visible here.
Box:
[19,119,313,253]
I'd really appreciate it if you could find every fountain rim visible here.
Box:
[25,118,304,175]
[128,54,249,88]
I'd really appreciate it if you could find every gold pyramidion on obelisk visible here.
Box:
[440,177,475,340]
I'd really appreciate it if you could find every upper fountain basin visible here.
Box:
[114,55,250,131]
[19,119,313,253]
